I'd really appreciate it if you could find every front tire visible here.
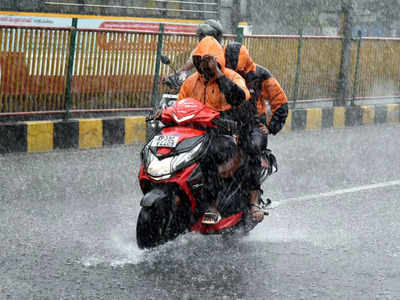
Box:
[136,204,172,249]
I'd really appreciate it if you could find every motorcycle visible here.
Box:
[136,56,277,249]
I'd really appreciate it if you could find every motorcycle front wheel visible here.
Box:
[136,204,172,249]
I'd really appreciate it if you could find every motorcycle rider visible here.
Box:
[177,36,250,115]
[178,19,224,73]
[161,19,224,83]
[223,42,289,223]
[225,42,288,136]
[176,36,251,224]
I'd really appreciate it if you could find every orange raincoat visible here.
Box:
[225,42,288,134]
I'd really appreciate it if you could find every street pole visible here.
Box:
[292,29,303,109]
[352,30,362,106]
[64,18,77,121]
[151,24,164,110]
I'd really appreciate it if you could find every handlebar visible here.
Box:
[162,72,184,91]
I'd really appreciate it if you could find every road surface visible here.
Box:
[1,123,400,299]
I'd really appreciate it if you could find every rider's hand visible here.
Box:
[153,110,162,120]
[258,122,270,134]
[159,74,169,85]
[202,54,223,78]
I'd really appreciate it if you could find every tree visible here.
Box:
[336,0,354,106]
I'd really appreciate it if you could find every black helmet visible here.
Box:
[196,19,223,43]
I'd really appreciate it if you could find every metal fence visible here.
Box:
[243,34,400,104]
[356,38,400,99]
[1,23,400,117]
[0,26,70,112]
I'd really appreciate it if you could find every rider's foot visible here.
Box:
[202,208,221,225]
[249,203,264,222]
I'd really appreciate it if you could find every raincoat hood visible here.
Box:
[192,36,226,72]
[225,42,256,75]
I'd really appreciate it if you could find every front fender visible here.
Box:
[140,189,169,207]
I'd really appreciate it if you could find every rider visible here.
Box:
[177,36,250,114]
[225,42,288,136]
[177,19,224,74]
[223,42,289,223]
[161,19,224,82]
[176,36,251,224]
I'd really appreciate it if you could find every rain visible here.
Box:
[1,1,400,299]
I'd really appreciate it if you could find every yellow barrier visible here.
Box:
[79,119,103,148]
[125,116,146,144]
[306,108,322,130]
[27,121,54,152]
[333,107,346,128]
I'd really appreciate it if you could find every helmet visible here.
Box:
[196,19,224,43]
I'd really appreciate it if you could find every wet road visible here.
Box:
[1,124,400,299]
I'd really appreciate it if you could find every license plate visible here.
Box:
[151,135,179,148]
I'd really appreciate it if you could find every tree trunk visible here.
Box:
[335,0,354,106]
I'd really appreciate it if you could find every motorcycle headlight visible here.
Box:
[147,155,174,179]
[170,143,203,172]
[145,142,203,180]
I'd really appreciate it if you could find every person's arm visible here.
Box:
[177,58,194,73]
[161,57,194,83]
[216,75,247,107]
[262,78,288,135]
[268,103,288,135]
[203,54,248,107]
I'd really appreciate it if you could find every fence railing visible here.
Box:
[1,23,399,118]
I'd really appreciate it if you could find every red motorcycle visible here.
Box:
[136,97,276,249]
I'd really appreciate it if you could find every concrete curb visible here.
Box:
[0,116,146,154]
[0,104,399,154]
[282,104,399,132]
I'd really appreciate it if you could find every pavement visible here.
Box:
[1,123,400,299]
